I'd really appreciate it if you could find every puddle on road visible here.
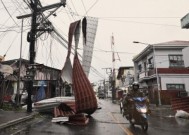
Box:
[165,115,175,118]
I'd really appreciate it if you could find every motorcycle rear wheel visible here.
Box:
[128,115,135,127]
[141,122,148,132]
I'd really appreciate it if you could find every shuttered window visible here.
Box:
[166,84,185,90]
[169,55,184,67]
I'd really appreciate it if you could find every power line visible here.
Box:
[66,4,76,21]
[86,0,99,15]
[70,0,79,16]
[56,11,181,27]
[77,47,136,54]
[81,0,88,16]
[100,18,180,27]
[1,0,19,27]
[98,16,181,19]
[4,33,19,57]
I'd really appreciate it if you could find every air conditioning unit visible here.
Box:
[178,91,188,97]
[147,64,153,69]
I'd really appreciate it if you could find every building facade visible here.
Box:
[133,41,189,104]
[116,66,134,99]
[117,66,134,89]
[0,59,65,105]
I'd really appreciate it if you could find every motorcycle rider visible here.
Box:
[122,82,150,117]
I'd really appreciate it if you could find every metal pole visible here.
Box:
[103,79,106,98]
[16,19,24,106]
[152,45,162,106]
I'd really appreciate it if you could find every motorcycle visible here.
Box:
[125,96,149,131]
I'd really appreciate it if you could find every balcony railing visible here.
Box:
[148,69,156,76]
[138,67,189,81]
[139,71,147,78]
[138,69,156,80]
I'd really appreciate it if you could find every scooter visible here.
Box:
[126,96,149,131]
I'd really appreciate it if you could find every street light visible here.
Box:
[133,41,162,106]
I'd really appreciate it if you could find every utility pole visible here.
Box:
[16,19,24,106]
[17,0,66,112]
[111,34,116,103]
[26,0,38,113]
[102,67,112,98]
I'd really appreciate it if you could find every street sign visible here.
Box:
[181,13,189,28]
[182,47,189,68]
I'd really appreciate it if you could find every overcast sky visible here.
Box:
[1,0,189,83]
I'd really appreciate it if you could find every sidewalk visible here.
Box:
[150,104,176,117]
[0,109,37,130]
[150,104,172,111]
[0,103,179,130]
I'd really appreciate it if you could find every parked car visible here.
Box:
[11,92,34,105]
[98,93,105,99]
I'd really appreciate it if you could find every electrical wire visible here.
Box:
[85,0,99,15]
[0,1,116,81]
[77,47,136,54]
[1,0,19,27]
[60,3,105,79]
[70,0,79,16]
[4,34,19,57]
[100,18,180,27]
[57,11,181,28]
[98,16,181,19]
[81,0,88,16]
[66,4,76,21]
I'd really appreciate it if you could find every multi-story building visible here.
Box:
[133,41,189,104]
[117,66,134,88]
[116,66,134,99]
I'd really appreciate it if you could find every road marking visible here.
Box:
[108,112,133,135]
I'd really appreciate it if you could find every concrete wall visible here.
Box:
[136,49,184,69]
[155,49,183,68]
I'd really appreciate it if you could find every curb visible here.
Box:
[0,112,38,130]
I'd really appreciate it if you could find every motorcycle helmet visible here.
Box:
[132,81,139,91]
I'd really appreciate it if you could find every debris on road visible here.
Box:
[52,103,89,126]
[175,110,189,119]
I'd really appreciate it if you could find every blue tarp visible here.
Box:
[36,81,46,101]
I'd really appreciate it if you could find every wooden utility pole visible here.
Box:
[26,0,38,112]
[17,0,66,112]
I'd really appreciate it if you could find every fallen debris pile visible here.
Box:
[33,97,75,113]
[175,110,189,119]
[54,103,75,117]
[52,103,89,125]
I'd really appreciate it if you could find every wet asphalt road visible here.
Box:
[1,99,189,135]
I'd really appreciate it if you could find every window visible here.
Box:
[166,84,185,90]
[148,57,153,64]
[138,64,142,72]
[169,55,184,67]
[144,61,147,71]
[147,57,154,69]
